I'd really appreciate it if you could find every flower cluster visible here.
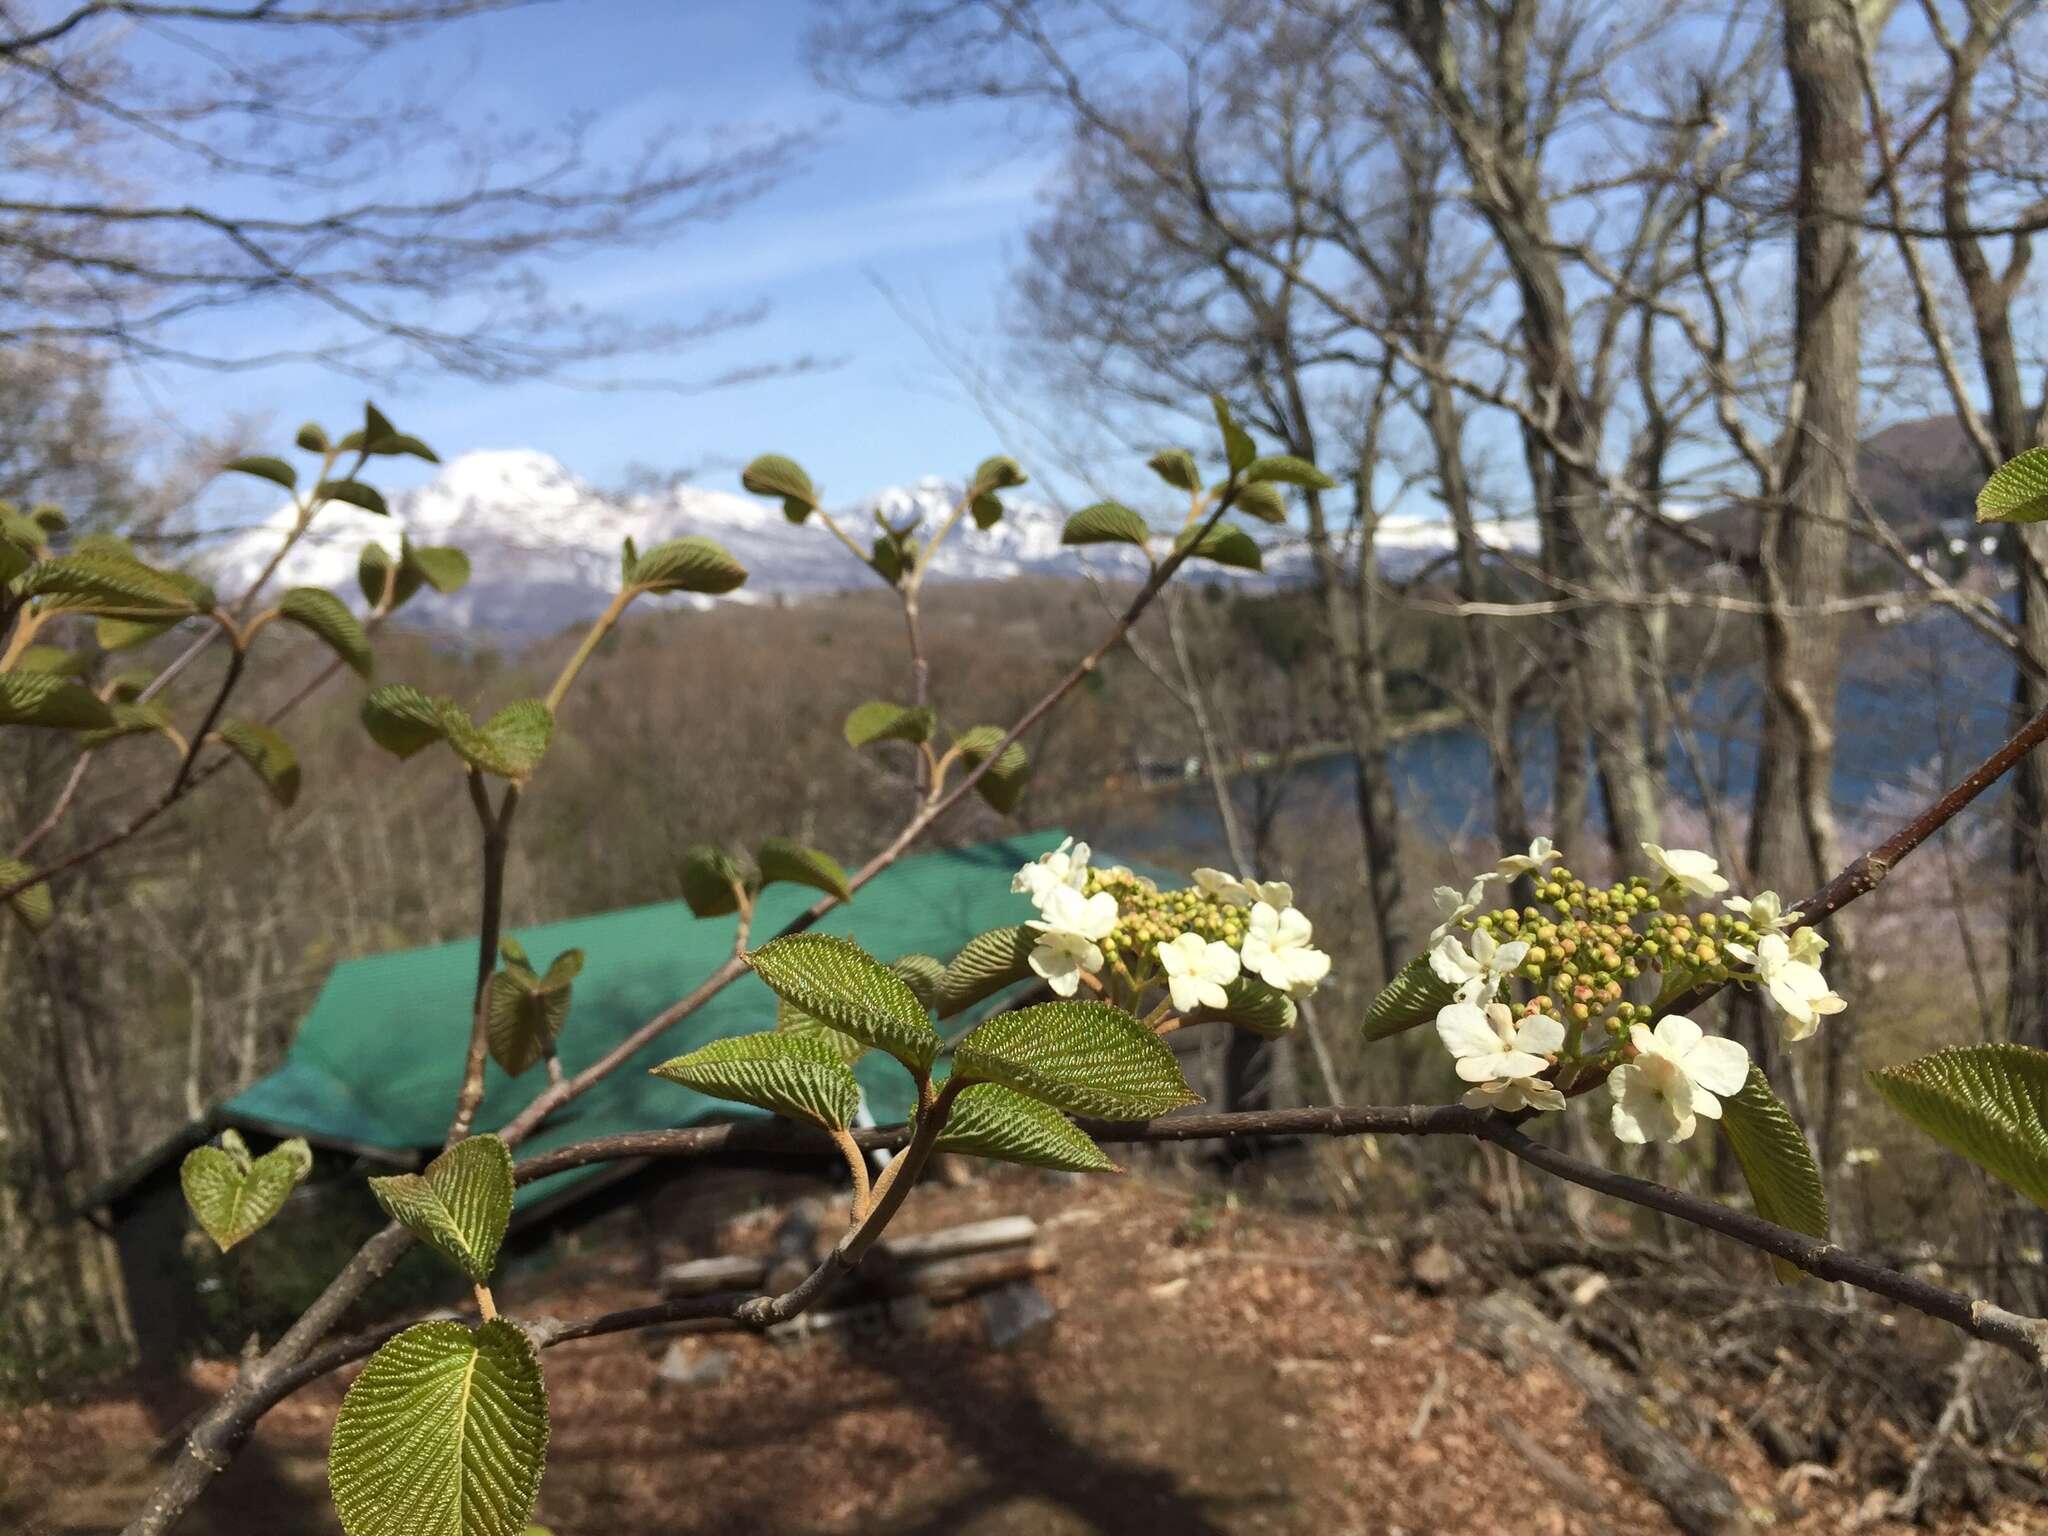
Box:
[1425,838,1847,1145]
[1009,839,1331,1009]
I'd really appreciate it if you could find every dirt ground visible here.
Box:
[5,1169,2041,1536]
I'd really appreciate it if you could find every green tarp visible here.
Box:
[222,830,1075,1211]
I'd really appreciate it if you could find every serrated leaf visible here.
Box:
[278,587,372,677]
[410,544,471,593]
[443,699,553,781]
[179,1134,312,1251]
[936,1082,1119,1172]
[1147,448,1200,492]
[628,536,747,595]
[316,479,389,516]
[844,700,935,749]
[651,1029,862,1130]
[973,454,1027,491]
[486,955,577,1078]
[1061,502,1152,550]
[951,725,1031,814]
[1977,447,2048,523]
[1872,1044,2048,1212]
[680,845,748,918]
[775,995,870,1064]
[0,674,116,730]
[1233,482,1288,525]
[935,925,1037,1018]
[952,1000,1200,1118]
[96,616,178,652]
[741,453,817,522]
[1211,394,1256,473]
[1244,454,1336,490]
[26,553,198,617]
[368,1135,514,1283]
[1719,1067,1829,1284]
[224,455,298,490]
[1175,523,1262,572]
[756,837,852,903]
[1188,974,1298,1038]
[1362,954,1458,1042]
[747,932,940,1073]
[890,953,946,1011]
[362,684,447,759]
[328,1319,548,1536]
[215,720,300,807]
[0,857,54,935]
[78,700,173,749]
[12,646,86,676]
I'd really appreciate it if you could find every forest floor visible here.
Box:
[5,1167,2041,1536]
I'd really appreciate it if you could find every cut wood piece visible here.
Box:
[1465,1290,1753,1536]
[876,1215,1037,1264]
[870,1244,1055,1303]
[660,1254,767,1297]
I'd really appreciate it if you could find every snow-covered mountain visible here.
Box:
[209,449,1535,644]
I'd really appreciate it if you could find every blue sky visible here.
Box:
[116,0,1073,509]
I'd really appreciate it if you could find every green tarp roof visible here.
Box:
[219,830,1074,1213]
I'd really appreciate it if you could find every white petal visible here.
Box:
[1492,939,1530,972]
[1652,1014,1704,1054]
[1682,1035,1751,1098]
[1513,1015,1566,1055]
[1435,1003,1499,1059]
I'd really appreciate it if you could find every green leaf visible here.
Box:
[105,668,154,703]
[973,454,1027,491]
[1147,448,1201,492]
[362,684,447,759]
[890,953,946,1011]
[1977,447,2048,523]
[372,433,440,463]
[747,932,940,1073]
[410,544,471,593]
[443,700,553,781]
[26,553,199,617]
[368,1135,515,1284]
[1211,395,1256,474]
[844,700,935,749]
[358,540,417,611]
[1719,1067,1830,1284]
[970,492,1003,530]
[951,725,1031,814]
[296,422,330,453]
[328,1319,548,1536]
[1872,1043,2048,1212]
[13,646,87,676]
[1232,482,1288,525]
[486,950,580,1077]
[628,536,747,595]
[96,616,177,652]
[215,720,301,807]
[1061,502,1152,550]
[679,845,748,918]
[0,674,116,730]
[1188,974,1298,1038]
[1175,523,1262,573]
[934,925,1037,1018]
[756,837,852,903]
[78,700,174,749]
[952,1000,1200,1118]
[0,858,54,935]
[363,401,399,448]
[741,453,818,522]
[224,455,298,491]
[870,535,904,585]
[179,1134,312,1251]
[1244,454,1336,490]
[936,1082,1119,1172]
[651,1029,861,1130]
[316,480,389,516]
[775,995,869,1064]
[277,587,372,677]
[1362,954,1458,1042]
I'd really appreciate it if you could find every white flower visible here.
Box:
[1012,837,1091,908]
[1462,1076,1568,1114]
[1241,900,1331,997]
[1025,883,1118,997]
[1723,890,1795,932]
[1785,926,1828,966]
[1191,867,1248,905]
[1429,927,1529,1005]
[1435,1000,1564,1084]
[1155,931,1241,1013]
[1722,932,1845,1041]
[1607,1015,1749,1144]
[1640,843,1729,897]
[1495,836,1559,880]
[1428,878,1489,944]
